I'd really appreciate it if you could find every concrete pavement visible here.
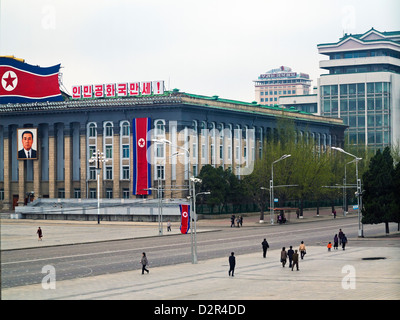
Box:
[2,245,399,300]
[1,210,400,300]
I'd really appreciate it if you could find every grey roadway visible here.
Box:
[1,210,400,300]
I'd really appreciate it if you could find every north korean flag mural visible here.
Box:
[179,204,191,234]
[132,117,152,195]
[0,57,63,104]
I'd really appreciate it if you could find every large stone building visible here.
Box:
[0,58,346,212]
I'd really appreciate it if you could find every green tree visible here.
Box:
[197,165,243,213]
[362,147,397,234]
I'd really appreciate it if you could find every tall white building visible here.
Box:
[254,66,311,106]
[317,28,400,149]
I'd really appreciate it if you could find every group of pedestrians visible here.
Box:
[230,215,243,228]
[332,228,348,250]
[279,241,306,271]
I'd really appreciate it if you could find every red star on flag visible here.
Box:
[3,72,17,89]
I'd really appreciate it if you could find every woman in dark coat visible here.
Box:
[140,252,149,274]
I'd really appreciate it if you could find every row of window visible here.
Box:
[329,49,400,60]
[328,64,400,75]
[57,188,131,199]
[260,90,297,96]
[321,82,391,96]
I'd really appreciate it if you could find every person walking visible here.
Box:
[280,247,287,267]
[261,238,269,258]
[299,241,306,260]
[339,229,344,245]
[228,252,236,277]
[230,215,235,228]
[140,252,149,274]
[291,250,299,271]
[167,220,171,232]
[287,246,294,268]
[327,242,332,251]
[342,234,348,250]
[333,234,339,250]
[36,227,43,241]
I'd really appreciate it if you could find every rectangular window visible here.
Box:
[123,189,130,199]
[357,98,365,111]
[122,166,130,180]
[58,188,65,199]
[375,97,382,110]
[122,145,130,158]
[106,166,113,180]
[348,84,356,95]
[89,167,97,180]
[89,188,97,199]
[340,84,347,95]
[156,143,164,158]
[156,165,164,180]
[323,100,330,113]
[331,85,338,96]
[358,116,365,127]
[340,99,347,112]
[349,98,356,112]
[106,145,113,159]
[106,188,113,199]
[74,188,81,199]
[357,83,365,95]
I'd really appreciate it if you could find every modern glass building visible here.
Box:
[317,28,400,149]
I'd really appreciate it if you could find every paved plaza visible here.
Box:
[1,213,400,300]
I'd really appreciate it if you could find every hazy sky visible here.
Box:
[1,0,399,102]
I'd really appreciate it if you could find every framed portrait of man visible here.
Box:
[17,128,38,160]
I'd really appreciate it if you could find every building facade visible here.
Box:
[254,66,312,106]
[317,28,400,149]
[0,89,346,210]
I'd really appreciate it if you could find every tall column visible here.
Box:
[113,125,120,198]
[80,124,87,198]
[18,160,25,206]
[33,130,41,199]
[48,126,56,198]
[2,127,11,210]
[64,124,72,199]
[97,126,104,199]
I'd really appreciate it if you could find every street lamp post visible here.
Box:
[90,150,106,224]
[332,147,363,237]
[270,154,291,224]
[190,178,210,264]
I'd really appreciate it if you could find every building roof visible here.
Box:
[0,89,345,127]
[317,27,400,49]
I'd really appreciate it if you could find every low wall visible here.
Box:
[14,198,190,222]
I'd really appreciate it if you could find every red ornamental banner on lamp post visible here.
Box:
[179,204,190,234]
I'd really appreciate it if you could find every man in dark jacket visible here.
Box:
[291,250,299,271]
[228,252,236,277]
[287,246,294,268]
[261,238,269,258]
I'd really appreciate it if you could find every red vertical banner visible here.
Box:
[179,204,191,234]
[132,118,151,195]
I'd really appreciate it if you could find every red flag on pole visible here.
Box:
[179,204,190,234]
